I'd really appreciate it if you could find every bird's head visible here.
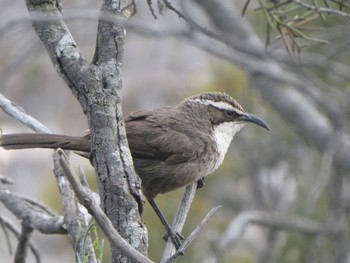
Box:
[186,92,270,169]
[187,92,270,132]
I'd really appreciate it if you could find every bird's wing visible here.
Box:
[126,109,205,165]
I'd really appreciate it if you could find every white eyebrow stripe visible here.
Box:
[191,99,244,114]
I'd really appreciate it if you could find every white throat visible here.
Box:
[212,122,245,171]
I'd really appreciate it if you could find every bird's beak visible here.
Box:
[238,113,271,131]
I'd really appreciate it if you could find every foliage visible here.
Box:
[243,0,350,56]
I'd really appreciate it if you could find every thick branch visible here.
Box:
[24,0,147,261]
[0,180,66,235]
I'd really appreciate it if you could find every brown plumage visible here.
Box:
[0,92,270,200]
[0,92,270,249]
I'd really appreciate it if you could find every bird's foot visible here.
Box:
[197,178,205,189]
[163,229,184,251]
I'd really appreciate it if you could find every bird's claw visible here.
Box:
[163,229,184,251]
[197,178,205,189]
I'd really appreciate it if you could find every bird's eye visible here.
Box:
[225,109,236,117]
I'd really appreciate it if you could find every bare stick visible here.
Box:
[291,0,350,18]
[161,183,221,262]
[161,183,197,261]
[53,151,97,263]
[166,206,221,263]
[0,215,41,263]
[14,223,34,263]
[15,194,56,216]
[0,93,51,133]
[0,214,14,255]
[204,210,342,263]
[0,174,14,185]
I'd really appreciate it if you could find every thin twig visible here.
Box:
[161,183,197,261]
[79,165,90,188]
[329,162,349,261]
[291,0,350,18]
[204,210,342,263]
[53,151,97,263]
[165,206,221,263]
[162,0,186,19]
[0,215,41,263]
[0,93,51,133]
[0,174,14,185]
[14,223,34,263]
[0,215,14,255]
[0,10,185,38]
[147,0,157,19]
[15,194,56,216]
[306,134,338,213]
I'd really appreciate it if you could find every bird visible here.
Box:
[0,92,270,249]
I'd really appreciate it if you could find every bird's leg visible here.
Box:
[148,199,184,250]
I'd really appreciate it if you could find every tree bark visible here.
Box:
[24,0,147,261]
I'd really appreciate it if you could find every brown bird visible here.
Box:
[0,92,270,249]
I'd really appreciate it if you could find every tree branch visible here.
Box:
[0,93,51,133]
[0,174,14,185]
[165,206,221,263]
[161,183,197,261]
[0,85,98,262]
[161,184,221,262]
[0,180,66,235]
[57,149,152,263]
[24,0,147,260]
[0,215,41,263]
[204,210,342,263]
[291,0,350,19]
[53,151,97,263]
[15,223,34,263]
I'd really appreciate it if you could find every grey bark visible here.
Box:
[58,150,152,263]
[0,180,66,235]
[0,93,99,262]
[53,152,97,263]
[24,0,147,261]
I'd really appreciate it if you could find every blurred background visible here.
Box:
[1,0,350,262]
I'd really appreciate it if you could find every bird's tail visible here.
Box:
[0,133,91,152]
